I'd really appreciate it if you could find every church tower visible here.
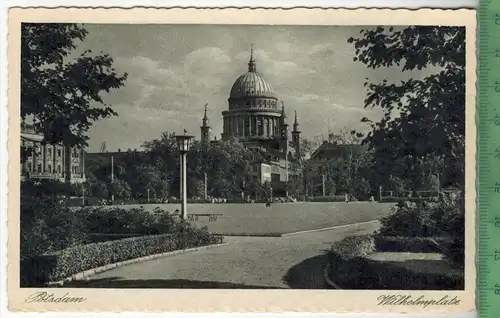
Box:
[279,101,289,153]
[200,103,211,142]
[292,110,301,160]
[279,101,288,139]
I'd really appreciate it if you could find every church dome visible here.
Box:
[229,50,276,99]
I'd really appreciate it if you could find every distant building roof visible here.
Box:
[310,141,364,161]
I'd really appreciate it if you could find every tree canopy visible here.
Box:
[348,26,465,189]
[21,23,128,148]
[84,133,267,200]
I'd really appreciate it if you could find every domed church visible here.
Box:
[200,48,302,191]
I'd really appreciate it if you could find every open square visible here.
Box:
[120,202,395,235]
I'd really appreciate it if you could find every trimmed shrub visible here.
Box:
[21,194,86,260]
[77,206,181,236]
[330,235,375,260]
[378,192,465,268]
[378,201,438,237]
[21,230,223,286]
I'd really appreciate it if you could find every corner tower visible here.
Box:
[279,101,289,139]
[292,110,301,159]
[200,103,211,142]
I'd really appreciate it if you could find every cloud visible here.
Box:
[309,43,334,55]
[82,25,442,152]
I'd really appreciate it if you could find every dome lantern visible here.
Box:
[248,46,256,72]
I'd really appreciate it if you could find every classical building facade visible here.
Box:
[21,122,86,183]
[200,49,302,191]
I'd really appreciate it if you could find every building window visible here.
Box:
[37,164,42,173]
[57,165,61,173]
[57,149,61,157]
[27,163,32,172]
[47,164,52,173]
[47,148,52,156]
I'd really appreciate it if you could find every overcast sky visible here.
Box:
[77,24,433,152]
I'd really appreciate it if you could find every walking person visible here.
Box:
[265,195,272,207]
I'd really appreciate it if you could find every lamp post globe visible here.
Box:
[174,131,194,220]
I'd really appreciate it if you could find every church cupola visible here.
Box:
[200,103,211,142]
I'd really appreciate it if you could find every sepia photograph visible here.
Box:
[8,7,476,313]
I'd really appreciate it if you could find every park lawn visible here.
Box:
[114,202,394,235]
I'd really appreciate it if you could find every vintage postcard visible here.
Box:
[7,7,476,313]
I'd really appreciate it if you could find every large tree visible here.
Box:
[21,23,127,149]
[348,26,465,190]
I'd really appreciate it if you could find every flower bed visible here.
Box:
[21,231,223,286]
[327,235,463,290]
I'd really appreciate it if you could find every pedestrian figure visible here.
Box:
[265,197,272,208]
[345,193,349,203]
[369,195,375,202]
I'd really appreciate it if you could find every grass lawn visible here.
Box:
[109,202,394,235]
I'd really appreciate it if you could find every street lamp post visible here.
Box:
[147,188,150,203]
[174,131,194,220]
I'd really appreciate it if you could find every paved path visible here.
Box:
[69,221,380,289]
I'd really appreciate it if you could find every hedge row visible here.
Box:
[328,235,463,290]
[308,195,355,202]
[70,198,274,206]
[21,231,223,286]
[374,236,452,253]
[380,197,438,203]
[328,252,463,290]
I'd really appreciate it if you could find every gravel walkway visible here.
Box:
[68,221,380,289]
